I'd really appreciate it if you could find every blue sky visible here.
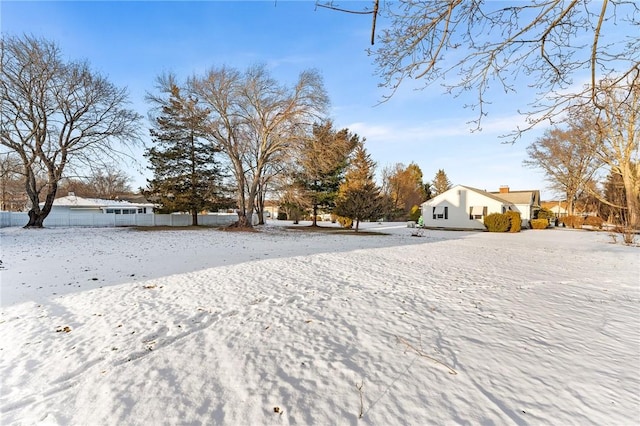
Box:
[3,1,559,198]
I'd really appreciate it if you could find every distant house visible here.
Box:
[541,200,569,217]
[41,193,154,214]
[420,185,540,230]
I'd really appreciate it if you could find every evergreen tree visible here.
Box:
[296,121,359,226]
[334,142,383,232]
[145,82,227,225]
[432,169,453,195]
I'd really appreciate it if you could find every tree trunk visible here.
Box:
[354,218,360,232]
[621,165,639,227]
[312,202,318,226]
[192,210,198,226]
[24,175,57,228]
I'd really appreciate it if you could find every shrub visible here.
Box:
[536,207,554,220]
[530,219,549,229]
[583,215,604,229]
[484,213,510,232]
[505,210,521,233]
[409,205,421,222]
[560,215,584,229]
[336,216,353,229]
[277,211,287,220]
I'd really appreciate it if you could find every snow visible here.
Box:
[1,222,638,425]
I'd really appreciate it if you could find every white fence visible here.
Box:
[0,212,239,228]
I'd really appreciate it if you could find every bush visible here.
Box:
[277,211,287,220]
[537,207,554,220]
[336,216,353,229]
[506,210,521,233]
[409,205,421,222]
[484,213,510,232]
[560,215,584,229]
[530,218,549,229]
[583,215,604,229]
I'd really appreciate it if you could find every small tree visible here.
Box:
[334,142,383,232]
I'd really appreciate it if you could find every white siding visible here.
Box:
[421,185,508,230]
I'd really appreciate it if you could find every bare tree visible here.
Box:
[87,165,133,199]
[0,35,141,227]
[192,64,328,227]
[524,123,602,215]
[592,72,640,226]
[366,1,639,136]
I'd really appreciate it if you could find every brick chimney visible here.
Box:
[499,186,510,194]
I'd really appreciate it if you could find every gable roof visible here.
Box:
[490,189,540,206]
[421,185,515,206]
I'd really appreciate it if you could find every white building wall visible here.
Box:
[421,186,507,230]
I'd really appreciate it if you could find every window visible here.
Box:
[106,209,114,214]
[432,206,448,220]
[470,206,486,220]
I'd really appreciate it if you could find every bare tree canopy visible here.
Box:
[592,73,640,226]
[368,0,639,135]
[192,64,329,227]
[0,35,142,227]
[524,124,602,215]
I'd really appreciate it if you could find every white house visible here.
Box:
[421,185,532,230]
[489,186,541,224]
[40,193,154,215]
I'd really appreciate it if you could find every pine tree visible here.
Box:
[334,142,383,232]
[145,83,227,225]
[296,121,359,226]
[432,169,453,195]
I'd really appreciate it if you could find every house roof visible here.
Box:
[421,185,516,206]
[41,195,154,209]
[490,190,540,206]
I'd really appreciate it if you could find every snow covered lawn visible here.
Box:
[1,223,638,425]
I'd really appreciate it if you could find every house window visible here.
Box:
[470,206,486,220]
[106,209,114,214]
[432,206,448,220]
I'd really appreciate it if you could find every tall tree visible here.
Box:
[0,35,141,227]
[368,1,639,137]
[145,77,226,225]
[334,142,383,232]
[432,169,452,196]
[591,73,640,227]
[381,162,426,219]
[192,64,328,227]
[296,121,358,226]
[524,124,602,215]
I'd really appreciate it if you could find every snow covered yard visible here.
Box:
[0,223,638,425]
